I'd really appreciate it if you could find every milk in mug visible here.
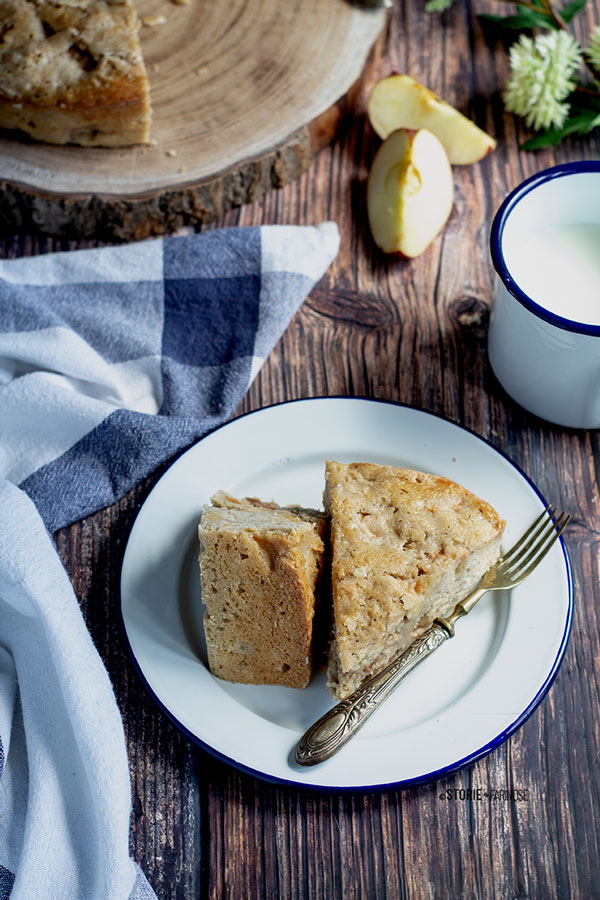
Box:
[506,222,600,327]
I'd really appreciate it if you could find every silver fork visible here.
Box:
[295,506,570,766]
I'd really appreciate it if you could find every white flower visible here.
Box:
[585,25,600,73]
[503,31,582,131]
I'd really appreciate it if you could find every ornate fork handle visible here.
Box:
[295,506,569,767]
[295,618,457,766]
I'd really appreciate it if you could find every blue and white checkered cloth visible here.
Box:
[0,223,340,900]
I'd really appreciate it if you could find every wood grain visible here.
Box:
[4,0,600,896]
[0,0,385,240]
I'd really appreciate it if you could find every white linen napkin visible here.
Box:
[0,223,340,899]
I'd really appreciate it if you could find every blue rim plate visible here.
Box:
[119,398,572,791]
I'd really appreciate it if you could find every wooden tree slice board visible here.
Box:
[0,0,386,240]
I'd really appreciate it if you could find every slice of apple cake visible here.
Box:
[0,0,151,146]
[324,461,505,699]
[199,493,327,689]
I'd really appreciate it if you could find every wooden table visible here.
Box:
[3,0,600,896]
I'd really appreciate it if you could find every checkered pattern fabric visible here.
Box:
[0,224,339,530]
[0,224,339,900]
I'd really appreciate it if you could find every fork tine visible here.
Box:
[501,511,568,575]
[500,505,556,566]
[504,512,570,583]
[509,514,570,584]
[500,510,561,576]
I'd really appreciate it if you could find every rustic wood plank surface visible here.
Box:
[2,0,600,897]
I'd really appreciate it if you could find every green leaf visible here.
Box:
[559,0,588,23]
[481,0,587,30]
[520,132,561,150]
[520,105,600,149]
[479,5,553,30]
[425,0,455,11]
[567,107,600,129]
[569,90,600,114]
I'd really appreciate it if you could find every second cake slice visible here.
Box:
[199,493,326,689]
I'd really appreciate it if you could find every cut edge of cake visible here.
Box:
[198,493,327,689]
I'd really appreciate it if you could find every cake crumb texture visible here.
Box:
[199,495,326,689]
[0,0,151,146]
[325,461,505,698]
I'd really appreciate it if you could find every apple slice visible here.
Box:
[367,127,453,258]
[368,74,496,165]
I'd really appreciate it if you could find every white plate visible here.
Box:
[120,398,572,790]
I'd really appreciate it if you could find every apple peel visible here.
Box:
[368,74,496,166]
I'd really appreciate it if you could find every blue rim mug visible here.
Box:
[488,161,600,429]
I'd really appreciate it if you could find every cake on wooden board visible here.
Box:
[198,493,326,689]
[324,461,505,699]
[0,0,151,147]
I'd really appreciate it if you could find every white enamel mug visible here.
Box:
[488,162,600,429]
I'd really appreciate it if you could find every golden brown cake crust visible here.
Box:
[324,461,505,698]
[0,0,151,146]
[199,496,326,689]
